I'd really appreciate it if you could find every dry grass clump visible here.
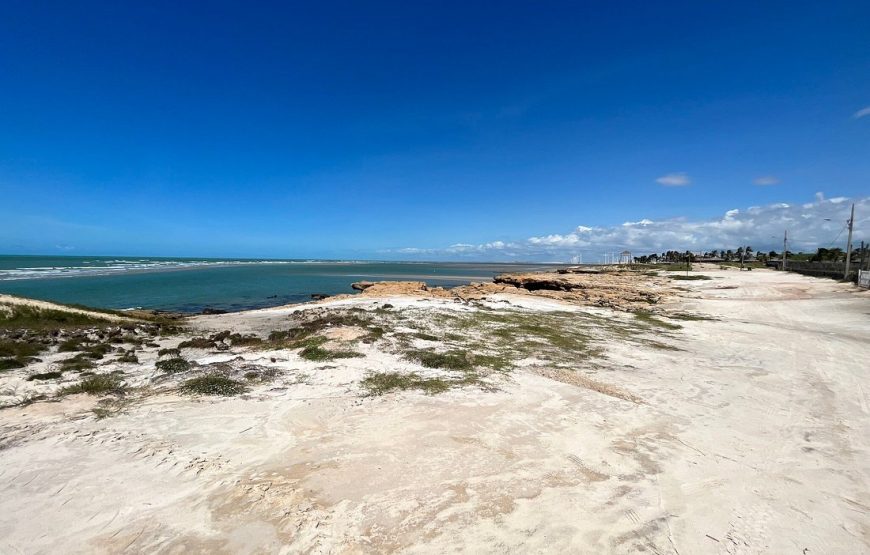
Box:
[59,374,125,396]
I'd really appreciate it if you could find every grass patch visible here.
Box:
[0,358,26,371]
[266,312,384,348]
[59,354,97,372]
[299,344,363,362]
[410,349,473,371]
[633,310,681,330]
[0,339,45,359]
[58,338,86,352]
[0,302,117,331]
[668,312,717,321]
[156,357,191,374]
[178,337,214,349]
[117,351,138,363]
[59,374,124,396]
[27,371,63,381]
[669,274,712,281]
[92,398,129,419]
[361,372,452,395]
[158,347,181,357]
[179,374,247,396]
[228,334,263,346]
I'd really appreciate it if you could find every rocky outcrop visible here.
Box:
[351,281,377,291]
[490,271,666,310]
[354,281,451,297]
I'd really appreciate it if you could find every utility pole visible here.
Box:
[782,230,788,271]
[844,203,855,280]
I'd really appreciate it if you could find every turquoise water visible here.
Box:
[0,255,557,313]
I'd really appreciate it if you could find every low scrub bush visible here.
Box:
[156,357,191,374]
[179,374,247,396]
[361,372,451,396]
[27,371,63,381]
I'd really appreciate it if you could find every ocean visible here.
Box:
[0,255,559,313]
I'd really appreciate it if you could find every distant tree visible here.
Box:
[769,250,778,259]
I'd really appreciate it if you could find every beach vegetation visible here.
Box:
[632,310,681,330]
[117,350,139,363]
[178,336,214,349]
[91,398,129,419]
[669,274,712,280]
[0,302,117,331]
[409,349,473,371]
[59,374,125,396]
[158,347,181,357]
[179,374,247,396]
[361,372,451,395]
[0,358,26,371]
[0,339,46,369]
[156,357,191,374]
[298,345,362,361]
[227,333,263,346]
[27,371,63,381]
[668,312,716,321]
[59,354,97,372]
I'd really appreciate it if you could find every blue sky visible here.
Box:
[1,1,868,261]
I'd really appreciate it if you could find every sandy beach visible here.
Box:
[1,267,868,553]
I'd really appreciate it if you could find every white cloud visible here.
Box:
[853,106,870,119]
[389,194,868,262]
[656,172,691,187]
[753,176,780,186]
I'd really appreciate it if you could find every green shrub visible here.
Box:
[58,338,86,352]
[156,357,190,374]
[178,337,214,349]
[158,347,181,357]
[0,339,45,359]
[27,371,63,381]
[59,355,97,372]
[0,358,25,371]
[117,351,139,363]
[179,375,247,396]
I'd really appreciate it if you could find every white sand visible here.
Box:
[1,269,868,553]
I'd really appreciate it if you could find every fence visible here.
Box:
[860,270,870,289]
[782,261,853,280]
